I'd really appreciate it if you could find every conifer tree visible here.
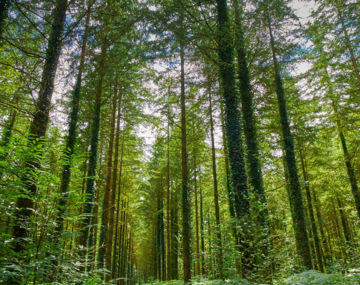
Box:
[266,6,312,269]
[13,0,68,251]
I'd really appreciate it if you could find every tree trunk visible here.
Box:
[112,137,125,279]
[179,21,191,283]
[0,0,10,38]
[220,103,237,231]
[80,34,108,250]
[13,0,68,252]
[166,107,171,280]
[1,93,19,148]
[171,186,179,280]
[208,90,223,279]
[313,190,331,263]
[199,174,205,276]
[233,0,268,228]
[216,0,251,273]
[337,198,352,252]
[56,0,92,238]
[207,214,213,277]
[107,87,122,279]
[98,89,118,270]
[193,150,201,276]
[267,13,312,269]
[331,101,360,220]
[299,149,324,271]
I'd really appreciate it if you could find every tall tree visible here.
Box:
[13,0,68,251]
[79,32,108,252]
[299,149,324,271]
[166,97,172,280]
[98,88,118,270]
[108,86,122,278]
[266,7,312,269]
[208,89,223,278]
[180,24,191,283]
[233,0,268,227]
[193,149,201,276]
[215,0,252,273]
[56,0,92,238]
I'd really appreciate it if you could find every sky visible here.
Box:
[137,0,318,157]
[51,0,318,159]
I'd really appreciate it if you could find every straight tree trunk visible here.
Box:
[216,0,252,273]
[220,104,236,220]
[179,22,191,283]
[107,88,122,279]
[267,13,312,269]
[313,190,331,262]
[80,34,108,250]
[166,105,171,280]
[208,90,223,278]
[118,200,126,283]
[13,0,68,251]
[207,214,213,276]
[157,175,166,281]
[193,150,201,276]
[98,90,118,270]
[331,101,360,220]
[171,187,179,280]
[299,150,324,271]
[112,138,125,279]
[233,0,268,228]
[199,176,205,276]
[337,198,352,251]
[56,0,92,237]
[120,202,128,284]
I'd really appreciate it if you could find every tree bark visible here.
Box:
[1,93,19,148]
[166,97,172,280]
[331,101,360,220]
[0,0,10,38]
[80,34,108,250]
[208,90,223,279]
[56,0,92,237]
[220,104,236,221]
[216,0,251,273]
[98,89,118,270]
[267,12,312,269]
[13,0,68,251]
[337,198,352,252]
[193,150,201,276]
[171,185,179,280]
[233,0,268,228]
[112,138,124,279]
[199,174,205,276]
[313,190,331,263]
[299,149,324,271]
[179,20,191,283]
[107,87,122,279]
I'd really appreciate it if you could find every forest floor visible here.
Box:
[142,270,360,285]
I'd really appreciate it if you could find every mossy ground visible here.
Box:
[143,270,360,285]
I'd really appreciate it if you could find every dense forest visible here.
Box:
[0,0,360,284]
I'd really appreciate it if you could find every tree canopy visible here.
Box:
[0,0,360,284]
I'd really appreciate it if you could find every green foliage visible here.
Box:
[281,270,360,285]
[144,277,253,285]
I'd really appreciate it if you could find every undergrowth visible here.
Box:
[143,270,360,285]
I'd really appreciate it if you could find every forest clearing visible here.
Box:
[0,0,360,284]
